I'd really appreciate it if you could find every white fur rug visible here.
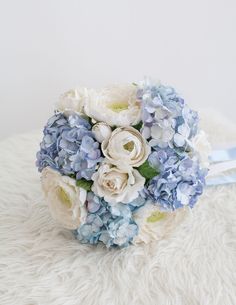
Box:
[0,110,236,305]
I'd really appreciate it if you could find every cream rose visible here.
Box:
[84,84,141,126]
[91,162,145,204]
[41,167,87,229]
[92,122,112,143]
[192,130,211,168]
[56,88,87,114]
[102,126,150,168]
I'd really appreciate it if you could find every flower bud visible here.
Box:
[92,122,112,143]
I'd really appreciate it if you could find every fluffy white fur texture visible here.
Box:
[0,110,236,305]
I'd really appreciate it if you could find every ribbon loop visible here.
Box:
[210,146,236,163]
[207,146,236,186]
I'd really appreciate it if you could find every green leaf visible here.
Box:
[87,117,93,125]
[69,174,76,179]
[76,179,93,191]
[111,125,117,131]
[137,160,158,180]
[132,121,143,131]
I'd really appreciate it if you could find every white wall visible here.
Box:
[0,0,235,139]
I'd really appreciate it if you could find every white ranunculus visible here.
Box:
[56,88,87,114]
[84,84,141,127]
[192,130,211,168]
[91,162,145,205]
[102,127,150,168]
[133,203,189,244]
[92,122,112,143]
[41,167,87,229]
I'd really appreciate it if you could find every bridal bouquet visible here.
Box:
[36,79,211,247]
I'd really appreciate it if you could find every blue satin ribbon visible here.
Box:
[210,146,236,163]
[207,146,236,186]
[206,173,236,186]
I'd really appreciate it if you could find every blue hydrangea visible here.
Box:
[137,80,199,151]
[75,192,139,248]
[36,112,102,180]
[145,148,207,211]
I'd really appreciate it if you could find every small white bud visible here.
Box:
[92,122,112,143]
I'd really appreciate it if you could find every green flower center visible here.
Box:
[58,187,72,208]
[147,211,166,223]
[108,102,129,112]
[123,141,134,152]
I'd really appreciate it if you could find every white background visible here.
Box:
[0,0,235,140]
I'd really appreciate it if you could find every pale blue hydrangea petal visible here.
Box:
[173,134,186,147]
[75,193,139,248]
[145,148,207,211]
[36,112,102,180]
[137,80,199,151]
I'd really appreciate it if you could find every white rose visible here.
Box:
[91,162,145,205]
[192,130,211,168]
[102,127,150,168]
[84,84,141,127]
[41,167,87,229]
[92,122,112,143]
[133,203,189,244]
[56,88,87,114]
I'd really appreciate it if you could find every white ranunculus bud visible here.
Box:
[91,162,145,205]
[92,122,112,143]
[41,167,87,229]
[102,126,150,168]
